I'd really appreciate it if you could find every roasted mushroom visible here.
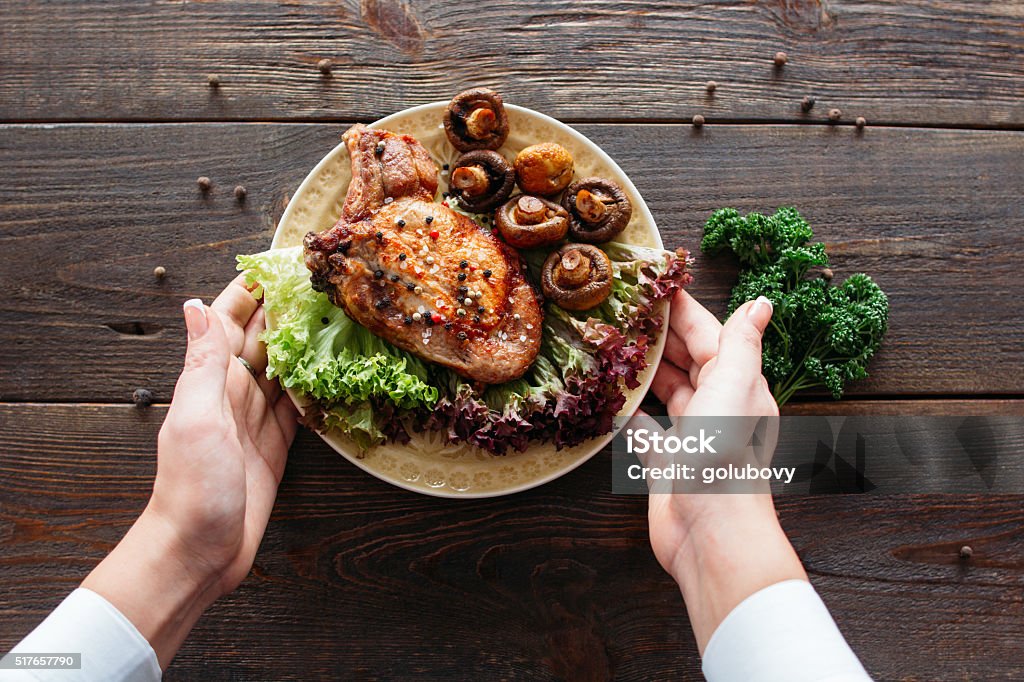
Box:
[514,143,574,196]
[495,195,569,249]
[541,244,614,311]
[449,150,515,212]
[562,177,632,243]
[443,88,510,152]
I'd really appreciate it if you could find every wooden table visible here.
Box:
[1,2,1022,679]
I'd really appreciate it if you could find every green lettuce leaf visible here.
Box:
[237,247,438,448]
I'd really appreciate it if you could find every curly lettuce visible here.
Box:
[237,247,437,449]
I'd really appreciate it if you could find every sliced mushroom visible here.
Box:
[514,143,575,196]
[495,195,569,249]
[541,244,614,311]
[449,150,515,213]
[562,177,632,244]
[443,88,510,152]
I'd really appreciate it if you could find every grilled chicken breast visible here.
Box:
[303,124,543,384]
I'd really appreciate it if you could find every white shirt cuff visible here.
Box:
[702,579,871,682]
[1,588,160,682]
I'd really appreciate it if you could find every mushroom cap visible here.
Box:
[495,195,569,249]
[443,88,510,152]
[541,243,614,311]
[450,150,515,213]
[514,143,575,196]
[562,177,632,244]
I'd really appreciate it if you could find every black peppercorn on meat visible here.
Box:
[303,124,542,384]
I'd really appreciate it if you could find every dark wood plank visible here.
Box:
[1,1,1022,126]
[1,122,1021,401]
[783,399,1024,416]
[645,395,1024,417]
[0,403,1022,681]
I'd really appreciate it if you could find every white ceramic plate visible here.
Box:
[270,102,666,498]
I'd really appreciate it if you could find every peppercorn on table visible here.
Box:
[1,2,1023,680]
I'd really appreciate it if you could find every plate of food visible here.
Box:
[237,88,692,497]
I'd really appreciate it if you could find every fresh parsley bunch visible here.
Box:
[701,207,889,405]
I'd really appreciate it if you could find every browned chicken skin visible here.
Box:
[303,124,543,384]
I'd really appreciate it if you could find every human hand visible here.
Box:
[83,276,299,668]
[148,275,299,595]
[651,289,778,420]
[644,290,803,651]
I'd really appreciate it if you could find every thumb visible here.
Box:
[175,298,231,402]
[715,296,773,382]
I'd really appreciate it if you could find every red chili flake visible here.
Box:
[429,230,440,240]
[469,263,477,272]
[430,312,442,324]
[442,201,449,207]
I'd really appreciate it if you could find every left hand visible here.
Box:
[83,275,299,668]
[148,275,299,596]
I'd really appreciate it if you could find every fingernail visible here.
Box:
[748,295,773,318]
[183,299,208,340]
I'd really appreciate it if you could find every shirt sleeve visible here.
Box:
[702,579,872,682]
[1,588,161,682]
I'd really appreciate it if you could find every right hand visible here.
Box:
[645,291,797,648]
